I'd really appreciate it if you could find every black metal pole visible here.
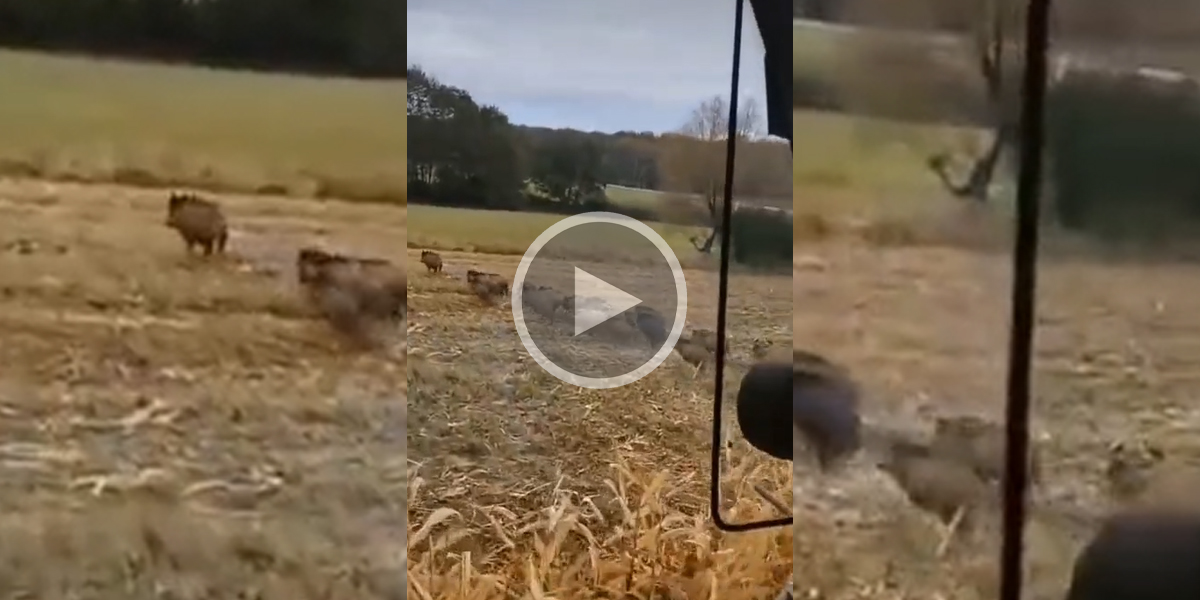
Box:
[998,0,1052,598]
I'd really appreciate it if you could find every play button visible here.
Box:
[512,212,688,390]
[572,267,642,336]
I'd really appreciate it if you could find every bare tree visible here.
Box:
[660,95,764,253]
[927,0,1026,203]
[829,0,1028,203]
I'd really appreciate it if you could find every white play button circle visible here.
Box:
[572,267,642,336]
[512,212,688,390]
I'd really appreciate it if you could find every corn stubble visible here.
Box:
[407,450,792,599]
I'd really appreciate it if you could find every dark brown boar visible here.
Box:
[930,414,1043,486]
[165,192,228,256]
[691,328,718,353]
[876,436,992,556]
[295,247,407,347]
[792,349,862,471]
[420,250,443,273]
[466,269,509,303]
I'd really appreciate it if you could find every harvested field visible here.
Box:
[405,239,793,597]
[790,237,1200,599]
[0,178,407,598]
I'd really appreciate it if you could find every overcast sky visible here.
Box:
[407,0,767,133]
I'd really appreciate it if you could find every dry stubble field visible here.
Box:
[0,178,408,598]
[405,213,794,597]
[788,113,1200,599]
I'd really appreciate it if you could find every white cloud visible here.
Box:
[407,0,768,132]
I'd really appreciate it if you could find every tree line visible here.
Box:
[0,0,402,77]
[405,65,791,224]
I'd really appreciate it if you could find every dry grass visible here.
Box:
[0,178,407,598]
[400,100,1200,598]
[782,105,1200,598]
[405,210,1200,598]
[789,236,1200,599]
[0,50,404,203]
[405,247,793,598]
